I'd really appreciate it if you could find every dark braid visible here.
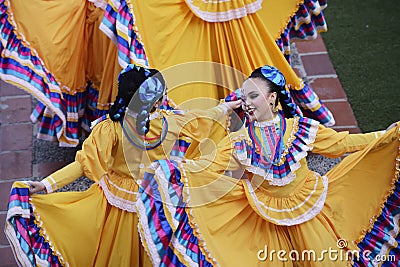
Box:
[111,66,166,135]
[109,67,150,121]
[249,69,294,118]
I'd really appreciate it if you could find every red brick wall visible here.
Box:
[0,80,32,267]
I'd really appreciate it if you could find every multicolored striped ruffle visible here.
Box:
[31,85,109,146]
[5,185,65,266]
[100,0,327,66]
[170,139,191,160]
[1,0,331,147]
[0,0,110,147]
[0,0,70,143]
[137,160,215,266]
[354,180,400,266]
[291,82,335,126]
[276,0,328,63]
[234,117,319,186]
[99,0,148,68]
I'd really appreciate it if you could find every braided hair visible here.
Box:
[109,65,166,135]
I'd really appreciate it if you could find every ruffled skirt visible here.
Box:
[136,126,400,266]
[5,181,152,266]
[0,0,332,146]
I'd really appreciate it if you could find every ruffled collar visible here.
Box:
[233,117,319,186]
[253,115,280,127]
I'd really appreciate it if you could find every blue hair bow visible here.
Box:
[260,65,301,117]
[260,65,286,88]
[138,76,165,104]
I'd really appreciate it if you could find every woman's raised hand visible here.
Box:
[222,100,242,110]
[27,181,46,194]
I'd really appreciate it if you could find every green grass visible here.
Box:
[322,0,400,132]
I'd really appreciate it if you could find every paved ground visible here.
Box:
[0,35,359,266]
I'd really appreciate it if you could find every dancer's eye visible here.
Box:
[249,93,258,100]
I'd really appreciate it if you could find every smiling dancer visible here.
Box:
[137,65,400,266]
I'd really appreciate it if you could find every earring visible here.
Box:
[271,103,278,113]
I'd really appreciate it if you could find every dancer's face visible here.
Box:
[241,78,277,122]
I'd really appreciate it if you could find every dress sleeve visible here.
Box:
[174,104,230,142]
[41,118,117,192]
[183,131,242,173]
[312,124,385,158]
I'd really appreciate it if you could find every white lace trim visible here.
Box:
[254,173,320,213]
[185,0,263,22]
[106,175,138,195]
[171,236,203,267]
[136,163,217,267]
[99,176,136,213]
[31,203,70,266]
[245,164,296,186]
[244,174,328,226]
[135,199,161,266]
[180,162,220,267]
[253,115,279,127]
[170,155,185,162]
[88,0,107,10]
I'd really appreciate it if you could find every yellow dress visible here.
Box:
[136,117,400,266]
[0,0,331,146]
[4,104,230,266]
[0,0,121,146]
[125,0,334,126]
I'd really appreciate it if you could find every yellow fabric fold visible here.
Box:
[170,123,399,266]
[313,124,385,158]
[29,185,152,266]
[42,161,84,191]
[184,0,263,22]
[11,0,120,106]
[243,171,328,225]
[325,125,400,246]
[11,0,88,93]
[76,118,118,181]
[132,0,304,105]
